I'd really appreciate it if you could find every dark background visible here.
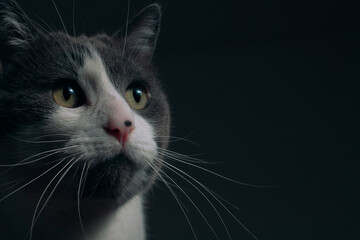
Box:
[18,0,360,239]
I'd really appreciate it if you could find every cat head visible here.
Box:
[0,0,170,202]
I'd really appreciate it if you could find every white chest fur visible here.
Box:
[88,195,145,240]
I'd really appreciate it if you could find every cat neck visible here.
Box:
[0,190,145,240]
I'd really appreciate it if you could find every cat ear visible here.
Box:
[114,3,162,62]
[0,0,38,58]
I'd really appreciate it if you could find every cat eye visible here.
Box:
[125,83,150,110]
[52,81,86,108]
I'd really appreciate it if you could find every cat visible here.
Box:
[0,0,170,239]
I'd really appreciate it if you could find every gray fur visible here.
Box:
[0,0,170,239]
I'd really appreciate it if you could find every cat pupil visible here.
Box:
[63,87,73,101]
[133,89,142,103]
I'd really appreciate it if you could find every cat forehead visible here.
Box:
[79,49,111,88]
[77,49,121,99]
[45,34,138,80]
[38,34,128,85]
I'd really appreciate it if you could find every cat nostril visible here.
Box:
[124,121,132,127]
[104,120,134,145]
[104,127,120,134]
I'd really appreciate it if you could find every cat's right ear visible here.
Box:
[113,3,162,64]
[0,0,39,60]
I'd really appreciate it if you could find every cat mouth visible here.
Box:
[79,152,143,200]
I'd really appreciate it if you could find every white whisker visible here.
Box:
[77,161,89,240]
[9,134,68,144]
[0,178,25,192]
[158,147,211,164]
[155,135,202,148]
[0,157,68,202]
[29,154,82,239]
[121,0,131,61]
[157,157,258,240]
[0,145,80,167]
[158,151,273,188]
[72,0,79,57]
[25,7,78,70]
[31,134,72,140]
[51,0,77,63]
[144,159,198,240]
[152,158,221,240]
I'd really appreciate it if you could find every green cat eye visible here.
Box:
[125,83,149,110]
[52,81,86,108]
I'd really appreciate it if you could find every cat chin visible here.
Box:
[77,152,153,202]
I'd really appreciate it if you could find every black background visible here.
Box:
[18,0,360,239]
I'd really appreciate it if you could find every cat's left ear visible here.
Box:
[114,3,162,63]
[0,0,39,60]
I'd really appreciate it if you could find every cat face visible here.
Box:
[0,1,170,202]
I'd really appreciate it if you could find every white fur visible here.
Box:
[90,195,145,240]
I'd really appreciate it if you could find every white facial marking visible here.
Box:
[48,48,157,165]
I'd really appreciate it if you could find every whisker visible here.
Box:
[31,134,72,140]
[44,151,82,166]
[9,134,68,144]
[51,0,77,63]
[23,5,78,70]
[144,159,198,240]
[72,0,79,57]
[158,148,211,164]
[152,158,221,240]
[0,157,68,202]
[157,157,258,240]
[121,0,131,61]
[0,178,25,192]
[29,154,82,239]
[9,133,71,141]
[0,145,80,167]
[158,151,274,188]
[77,161,88,240]
[72,164,80,181]
[81,161,92,198]
[157,157,233,239]
[0,178,23,187]
[155,135,202,148]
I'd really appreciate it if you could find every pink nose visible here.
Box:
[104,120,134,145]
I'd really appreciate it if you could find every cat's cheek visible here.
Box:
[124,113,157,166]
[46,107,103,156]
[49,106,85,128]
